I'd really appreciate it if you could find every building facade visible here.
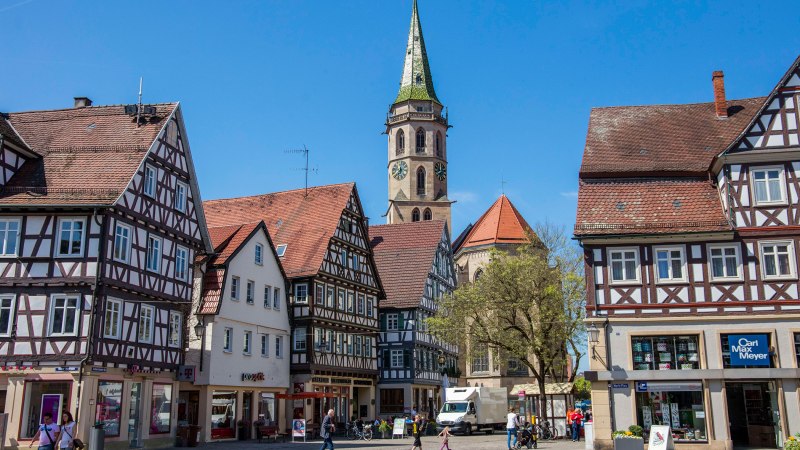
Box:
[369,221,458,418]
[0,100,212,449]
[184,221,290,442]
[202,183,384,426]
[386,0,452,230]
[576,57,800,450]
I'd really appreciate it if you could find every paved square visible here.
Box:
[180,436,587,450]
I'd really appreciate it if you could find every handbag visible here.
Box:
[72,439,85,450]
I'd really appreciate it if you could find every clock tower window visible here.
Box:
[417,167,426,196]
[435,132,442,157]
[396,129,405,156]
[423,208,432,221]
[412,208,421,222]
[416,129,426,153]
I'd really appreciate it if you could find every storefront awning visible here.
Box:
[275,392,337,399]
[510,382,574,396]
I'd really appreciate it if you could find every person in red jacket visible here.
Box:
[569,409,584,442]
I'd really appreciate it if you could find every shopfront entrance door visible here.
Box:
[128,382,143,448]
[725,382,777,448]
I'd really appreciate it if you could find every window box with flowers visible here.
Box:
[613,427,644,450]
[786,434,800,450]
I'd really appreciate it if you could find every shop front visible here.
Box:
[634,381,707,443]
[510,383,574,434]
[291,376,375,426]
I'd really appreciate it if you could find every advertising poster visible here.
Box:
[292,419,306,438]
[40,394,62,425]
[648,425,675,450]
[642,407,652,429]
[670,403,680,429]
[661,403,670,425]
[392,418,406,438]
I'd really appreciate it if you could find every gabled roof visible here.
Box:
[207,221,263,267]
[394,0,440,104]
[203,183,356,279]
[198,270,225,315]
[575,179,730,236]
[580,97,763,177]
[455,195,532,252]
[369,220,446,309]
[2,103,176,206]
[0,115,33,154]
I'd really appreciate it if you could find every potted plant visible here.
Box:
[613,426,644,450]
[786,434,800,450]
[378,420,392,439]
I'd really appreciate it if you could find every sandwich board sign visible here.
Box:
[648,425,674,450]
[392,418,406,439]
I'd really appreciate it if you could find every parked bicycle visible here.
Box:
[534,420,559,440]
[345,421,373,441]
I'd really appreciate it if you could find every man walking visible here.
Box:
[319,409,336,450]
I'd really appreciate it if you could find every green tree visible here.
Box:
[428,223,586,422]
[573,376,591,401]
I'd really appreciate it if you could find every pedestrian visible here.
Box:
[411,415,423,450]
[319,409,336,450]
[437,426,452,450]
[506,407,520,450]
[29,412,60,450]
[570,409,584,442]
[55,412,77,450]
[411,404,418,417]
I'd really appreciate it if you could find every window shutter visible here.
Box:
[398,313,405,330]
[404,349,411,368]
[383,349,390,369]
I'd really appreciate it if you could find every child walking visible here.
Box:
[438,426,452,450]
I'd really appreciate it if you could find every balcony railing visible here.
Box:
[387,112,448,126]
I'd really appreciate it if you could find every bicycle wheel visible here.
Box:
[364,429,373,441]
[542,429,553,440]
[346,428,356,440]
[552,426,560,440]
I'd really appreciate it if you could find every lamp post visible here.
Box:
[195,317,205,372]
[588,322,609,369]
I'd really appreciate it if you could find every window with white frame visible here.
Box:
[143,164,156,197]
[138,305,154,343]
[347,291,354,313]
[355,335,362,356]
[57,218,85,257]
[103,299,122,339]
[49,294,79,336]
[367,297,374,318]
[276,244,287,257]
[326,286,335,308]
[357,294,365,315]
[231,276,240,300]
[294,284,308,303]
[0,295,15,336]
[113,223,131,263]
[223,327,233,352]
[0,219,20,256]
[243,330,252,355]
[390,349,404,368]
[264,285,272,308]
[654,246,686,283]
[273,287,281,310]
[168,311,181,347]
[352,254,359,271]
[760,241,795,279]
[709,244,741,280]
[246,280,255,304]
[315,283,324,305]
[145,235,161,272]
[608,248,640,283]
[751,166,786,205]
[275,336,283,358]
[365,337,372,357]
[387,313,399,331]
[261,334,269,357]
[294,328,307,351]
[255,243,263,265]
[175,246,189,281]
[174,181,187,213]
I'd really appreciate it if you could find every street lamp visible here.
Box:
[588,321,608,369]
[195,317,206,372]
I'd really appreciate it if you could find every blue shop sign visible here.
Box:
[728,334,770,366]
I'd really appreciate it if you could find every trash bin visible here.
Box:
[89,424,105,450]
[176,426,189,447]
[187,426,202,447]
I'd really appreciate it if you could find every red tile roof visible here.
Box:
[456,195,532,252]
[198,269,225,315]
[203,183,355,278]
[0,115,31,152]
[369,220,446,309]
[574,179,730,236]
[207,222,263,266]
[580,97,764,177]
[1,104,175,206]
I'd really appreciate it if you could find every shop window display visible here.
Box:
[150,384,172,434]
[211,392,237,439]
[635,385,706,442]
[21,382,71,438]
[96,381,123,437]
[258,393,276,426]
[632,335,699,370]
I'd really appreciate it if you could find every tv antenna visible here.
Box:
[124,77,156,126]
[285,145,318,196]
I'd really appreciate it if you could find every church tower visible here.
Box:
[386,0,452,230]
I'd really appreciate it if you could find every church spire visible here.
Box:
[394,0,440,105]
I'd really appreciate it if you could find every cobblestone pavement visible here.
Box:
[180,435,586,450]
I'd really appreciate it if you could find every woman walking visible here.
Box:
[437,426,452,450]
[410,415,423,450]
[506,407,520,450]
[56,412,77,450]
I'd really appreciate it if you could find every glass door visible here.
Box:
[128,382,142,448]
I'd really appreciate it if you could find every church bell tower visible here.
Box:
[386,0,452,230]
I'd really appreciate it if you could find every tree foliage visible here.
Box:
[428,222,586,421]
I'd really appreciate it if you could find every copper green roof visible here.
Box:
[394,0,440,105]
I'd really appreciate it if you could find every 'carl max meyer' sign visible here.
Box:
[728,334,770,366]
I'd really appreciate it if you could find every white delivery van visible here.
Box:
[436,387,507,435]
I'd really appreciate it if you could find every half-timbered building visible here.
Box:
[184,221,290,442]
[576,57,800,450]
[0,98,212,450]
[368,220,457,418]
[202,183,384,425]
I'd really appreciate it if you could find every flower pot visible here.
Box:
[614,437,644,450]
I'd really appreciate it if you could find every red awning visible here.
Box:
[275,392,337,400]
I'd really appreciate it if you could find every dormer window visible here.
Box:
[751,166,786,206]
[415,74,422,85]
[276,244,287,257]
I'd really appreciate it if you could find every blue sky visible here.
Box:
[3,0,800,237]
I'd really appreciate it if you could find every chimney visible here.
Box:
[73,97,92,108]
[712,71,727,118]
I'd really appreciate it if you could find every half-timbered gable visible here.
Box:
[0,117,35,187]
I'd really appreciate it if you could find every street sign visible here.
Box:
[611,383,629,389]
[636,382,648,392]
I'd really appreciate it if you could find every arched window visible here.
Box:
[412,208,421,222]
[423,208,432,221]
[473,269,483,281]
[396,129,405,156]
[435,132,442,157]
[416,167,426,195]
[416,129,426,153]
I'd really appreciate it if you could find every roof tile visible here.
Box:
[456,195,532,251]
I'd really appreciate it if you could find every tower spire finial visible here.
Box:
[394,0,439,105]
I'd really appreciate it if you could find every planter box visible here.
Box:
[614,437,644,450]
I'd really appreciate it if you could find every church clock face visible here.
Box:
[434,162,447,180]
[391,161,408,180]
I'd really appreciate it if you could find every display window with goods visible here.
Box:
[634,382,706,443]
[211,392,236,439]
[150,384,172,434]
[20,382,71,438]
[631,335,700,370]
[96,381,123,437]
